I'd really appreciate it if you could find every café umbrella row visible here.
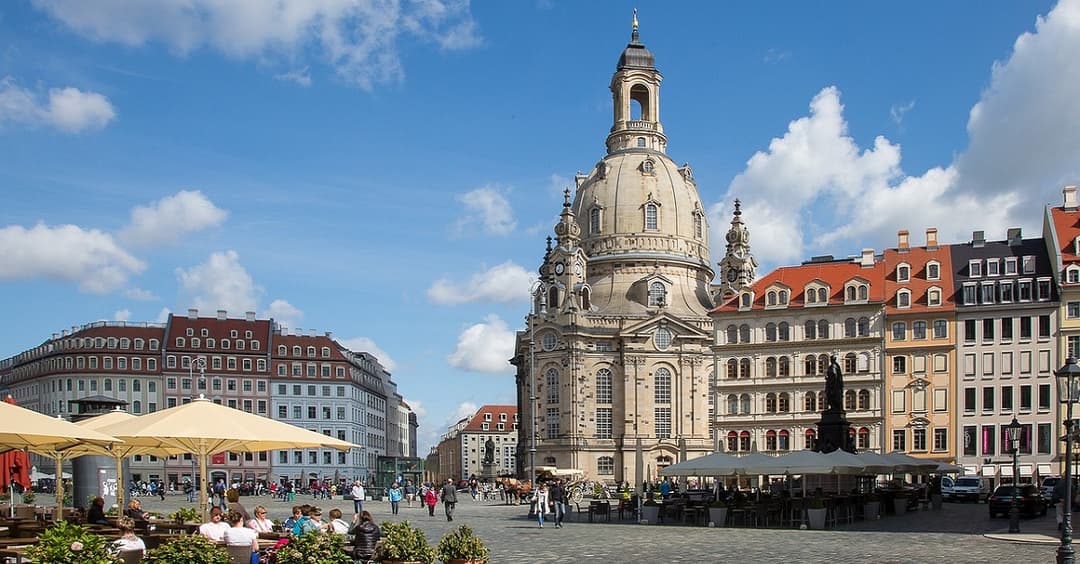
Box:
[0,396,358,520]
[659,449,960,478]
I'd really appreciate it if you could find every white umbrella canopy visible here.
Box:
[761,450,835,475]
[932,462,964,474]
[95,397,359,518]
[733,452,789,476]
[883,451,940,473]
[818,450,868,475]
[660,451,741,477]
[855,451,896,474]
[0,401,124,519]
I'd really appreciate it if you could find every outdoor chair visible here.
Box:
[226,545,254,564]
[119,550,144,564]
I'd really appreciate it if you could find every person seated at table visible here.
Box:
[124,499,150,522]
[246,505,274,533]
[349,511,380,562]
[113,516,146,556]
[199,507,230,541]
[283,505,303,532]
[290,505,313,535]
[223,510,258,554]
[226,484,251,520]
[326,508,350,534]
[86,496,108,525]
[300,507,325,535]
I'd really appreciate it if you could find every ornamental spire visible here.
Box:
[632,9,639,43]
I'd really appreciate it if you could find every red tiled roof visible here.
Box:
[712,259,885,313]
[271,334,349,361]
[883,244,955,313]
[1050,207,1080,265]
[166,314,272,353]
[462,405,518,433]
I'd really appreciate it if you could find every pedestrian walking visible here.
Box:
[350,480,366,515]
[549,480,566,528]
[388,482,403,515]
[424,485,438,516]
[441,478,458,522]
[534,483,550,528]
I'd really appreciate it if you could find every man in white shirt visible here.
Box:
[351,480,366,514]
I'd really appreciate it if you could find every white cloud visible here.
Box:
[446,314,515,374]
[113,309,131,321]
[427,261,534,305]
[454,186,516,236]
[120,190,228,247]
[446,401,478,426]
[889,99,916,127]
[724,0,1080,269]
[175,250,259,314]
[338,336,397,372]
[548,173,571,199]
[32,0,480,90]
[263,299,303,330]
[274,67,312,87]
[124,287,158,301]
[0,223,144,293]
[763,48,790,64]
[0,77,116,133]
[155,307,171,323]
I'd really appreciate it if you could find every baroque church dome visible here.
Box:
[566,18,714,317]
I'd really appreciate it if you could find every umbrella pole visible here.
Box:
[114,453,125,512]
[199,443,208,521]
[54,455,64,522]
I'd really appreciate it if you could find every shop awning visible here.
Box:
[964,465,978,476]
[982,465,997,477]
[1038,463,1054,477]
[1020,464,1033,477]
[1000,465,1013,477]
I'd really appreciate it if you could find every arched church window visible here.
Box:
[642,159,654,173]
[648,282,667,307]
[637,137,646,148]
[580,287,591,311]
[590,207,601,234]
[694,214,703,239]
[644,203,658,230]
[595,369,612,404]
[653,367,671,403]
[546,368,560,404]
[548,286,558,311]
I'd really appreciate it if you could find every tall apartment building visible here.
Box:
[711,248,886,454]
[882,229,957,463]
[951,230,1058,484]
[0,310,414,487]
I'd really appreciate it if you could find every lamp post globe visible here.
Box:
[1056,357,1080,564]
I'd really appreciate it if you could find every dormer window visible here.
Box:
[986,259,1000,276]
[969,260,982,277]
[739,292,752,310]
[926,261,940,280]
[896,264,910,282]
[1022,255,1036,274]
[844,281,869,304]
[1067,266,1080,284]
[897,289,911,308]
[648,282,667,307]
[1005,257,1018,275]
[927,287,942,307]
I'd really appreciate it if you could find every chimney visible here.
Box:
[925,228,938,250]
[1007,227,1022,246]
[61,329,68,337]
[187,308,198,319]
[1065,185,1079,211]
[216,309,227,320]
[972,230,985,248]
[860,248,875,267]
[324,331,333,338]
[52,333,59,340]
[245,311,255,322]
[897,230,910,252]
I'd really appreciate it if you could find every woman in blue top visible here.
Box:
[388,482,403,515]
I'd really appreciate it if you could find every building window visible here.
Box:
[546,368,559,404]
[969,260,982,277]
[654,368,672,404]
[648,282,667,307]
[654,328,672,350]
[928,289,941,306]
[892,322,906,341]
[913,321,927,340]
[892,430,906,452]
[590,207,601,234]
[595,369,612,404]
[933,320,947,339]
[897,264,910,282]
[547,408,559,438]
[912,428,926,451]
[597,456,614,475]
[893,356,907,375]
[644,203,658,230]
[595,408,612,439]
[927,262,940,280]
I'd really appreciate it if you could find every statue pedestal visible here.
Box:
[480,462,497,482]
[814,409,854,453]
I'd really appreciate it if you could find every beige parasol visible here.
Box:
[0,400,123,519]
[74,409,188,511]
[94,397,358,519]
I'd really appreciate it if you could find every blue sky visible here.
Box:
[2,0,1079,453]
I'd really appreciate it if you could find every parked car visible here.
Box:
[988,484,1048,517]
[1042,476,1061,505]
[943,476,991,502]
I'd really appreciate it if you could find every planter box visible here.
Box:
[640,505,660,524]
[807,507,827,530]
[863,501,880,520]
[708,507,728,527]
[930,494,942,510]
[892,496,907,515]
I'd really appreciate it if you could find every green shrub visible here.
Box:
[168,506,200,523]
[436,525,490,564]
[143,534,228,564]
[25,520,120,564]
[275,533,352,564]
[377,520,435,564]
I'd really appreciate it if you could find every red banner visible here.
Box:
[211,452,226,465]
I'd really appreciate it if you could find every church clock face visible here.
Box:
[554,262,565,275]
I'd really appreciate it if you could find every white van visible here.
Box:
[942,475,990,502]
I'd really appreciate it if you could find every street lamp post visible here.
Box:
[528,282,546,495]
[1005,416,1023,534]
[188,357,206,502]
[1057,357,1080,564]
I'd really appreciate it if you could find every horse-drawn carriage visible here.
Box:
[536,466,588,505]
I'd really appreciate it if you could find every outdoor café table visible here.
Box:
[0,545,30,564]
[682,504,707,526]
[587,500,611,522]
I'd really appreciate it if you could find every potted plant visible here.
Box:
[275,532,352,564]
[806,496,827,530]
[168,506,200,524]
[891,490,908,515]
[377,520,436,564]
[144,534,229,564]
[436,524,490,564]
[25,520,121,564]
[21,490,35,504]
[640,498,660,524]
[708,498,729,528]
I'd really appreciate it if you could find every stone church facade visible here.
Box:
[511,19,733,485]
